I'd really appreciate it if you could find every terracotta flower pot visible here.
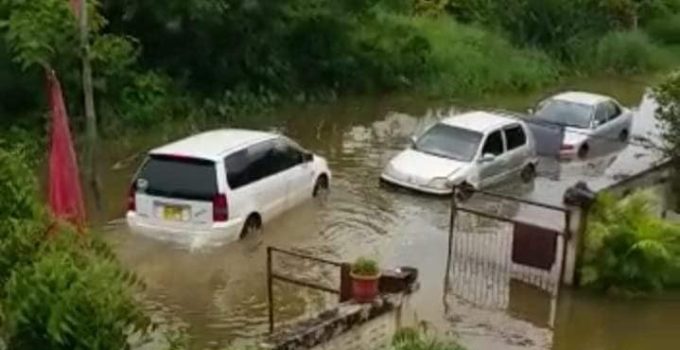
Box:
[351,272,381,303]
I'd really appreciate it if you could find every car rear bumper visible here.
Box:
[126,211,243,247]
[379,173,453,196]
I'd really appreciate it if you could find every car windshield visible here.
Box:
[535,99,593,129]
[414,124,483,162]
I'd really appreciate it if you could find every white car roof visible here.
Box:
[440,111,521,134]
[150,129,276,161]
[551,91,610,106]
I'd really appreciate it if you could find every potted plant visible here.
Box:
[350,257,381,303]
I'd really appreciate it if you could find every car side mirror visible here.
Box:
[593,119,605,128]
[479,153,496,163]
[303,152,314,162]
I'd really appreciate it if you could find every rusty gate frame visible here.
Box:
[445,186,572,294]
[266,246,351,333]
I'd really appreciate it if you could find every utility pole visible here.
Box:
[79,0,103,213]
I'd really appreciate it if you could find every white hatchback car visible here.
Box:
[381,111,538,195]
[533,91,633,158]
[126,129,330,244]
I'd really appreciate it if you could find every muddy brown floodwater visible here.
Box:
[101,76,680,350]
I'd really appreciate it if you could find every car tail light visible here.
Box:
[560,144,574,151]
[127,185,136,212]
[212,193,229,222]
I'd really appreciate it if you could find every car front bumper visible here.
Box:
[379,173,453,196]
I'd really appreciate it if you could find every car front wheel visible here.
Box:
[520,163,536,183]
[313,175,329,198]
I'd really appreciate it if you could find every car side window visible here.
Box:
[504,125,526,151]
[224,141,276,189]
[224,149,250,190]
[482,130,504,156]
[270,138,303,173]
[594,104,608,127]
[605,101,621,121]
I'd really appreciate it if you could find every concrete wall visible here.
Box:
[311,306,411,350]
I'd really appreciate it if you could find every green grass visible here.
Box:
[589,31,672,74]
[379,15,560,97]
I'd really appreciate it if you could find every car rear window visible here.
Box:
[136,155,217,200]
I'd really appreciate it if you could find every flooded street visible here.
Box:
[100,76,680,349]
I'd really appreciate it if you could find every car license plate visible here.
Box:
[163,205,184,221]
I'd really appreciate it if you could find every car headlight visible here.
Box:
[428,177,449,189]
[384,163,397,176]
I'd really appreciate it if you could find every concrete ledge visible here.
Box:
[261,289,417,350]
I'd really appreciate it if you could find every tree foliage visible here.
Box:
[655,70,680,210]
[0,0,677,134]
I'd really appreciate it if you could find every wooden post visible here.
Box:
[443,186,458,314]
[339,263,352,302]
[267,246,274,333]
[562,206,587,286]
[79,0,103,212]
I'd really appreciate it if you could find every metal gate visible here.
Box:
[444,186,570,325]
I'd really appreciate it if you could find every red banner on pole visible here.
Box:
[69,0,81,19]
[47,70,86,229]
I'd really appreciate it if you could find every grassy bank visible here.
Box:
[2,0,680,138]
[387,15,559,96]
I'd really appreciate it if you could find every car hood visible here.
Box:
[386,149,469,183]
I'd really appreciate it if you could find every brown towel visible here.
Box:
[512,222,558,271]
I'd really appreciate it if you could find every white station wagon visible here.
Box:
[381,111,537,195]
[126,129,331,244]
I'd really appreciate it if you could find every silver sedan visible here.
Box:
[533,92,633,159]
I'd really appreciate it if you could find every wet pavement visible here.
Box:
[101,76,679,349]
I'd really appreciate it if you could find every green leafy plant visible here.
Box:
[0,145,157,349]
[351,257,380,277]
[391,326,466,350]
[655,70,680,209]
[2,232,151,350]
[581,191,680,294]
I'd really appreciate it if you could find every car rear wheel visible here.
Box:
[240,214,262,239]
[578,144,589,159]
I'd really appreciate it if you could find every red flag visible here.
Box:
[47,70,86,228]
[69,0,81,19]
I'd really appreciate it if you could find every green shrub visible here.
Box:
[591,31,668,74]
[391,327,466,350]
[116,72,175,128]
[654,70,680,209]
[0,145,43,291]
[582,191,680,294]
[646,14,680,44]
[351,257,380,276]
[351,16,432,91]
[2,232,151,350]
[388,15,559,96]
[0,145,154,349]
